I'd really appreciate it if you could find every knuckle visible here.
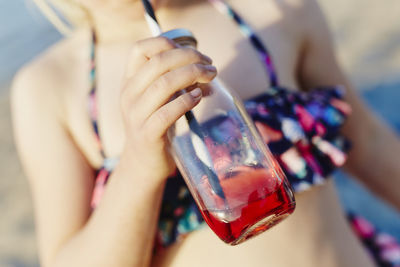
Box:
[130,43,143,58]
[183,47,202,60]
[188,63,200,75]
[150,52,164,65]
[178,93,195,111]
[182,64,203,85]
[155,107,171,127]
[191,63,206,76]
[136,36,153,46]
[157,36,175,49]
[153,74,170,92]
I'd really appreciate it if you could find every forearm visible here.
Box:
[51,153,166,267]
[342,88,400,210]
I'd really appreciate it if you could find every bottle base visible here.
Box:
[229,210,291,245]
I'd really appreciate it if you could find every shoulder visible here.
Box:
[247,0,332,42]
[280,0,328,18]
[11,30,97,181]
[269,0,335,55]
[11,29,89,121]
[292,0,333,38]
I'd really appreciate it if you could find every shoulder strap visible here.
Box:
[208,0,279,87]
[88,29,106,159]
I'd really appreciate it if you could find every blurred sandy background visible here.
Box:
[0,0,399,266]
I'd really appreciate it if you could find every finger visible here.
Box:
[143,88,203,141]
[123,47,213,98]
[125,36,176,78]
[188,83,213,97]
[139,63,217,121]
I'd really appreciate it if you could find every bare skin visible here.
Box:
[11,0,400,266]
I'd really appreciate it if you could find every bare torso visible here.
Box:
[34,0,375,266]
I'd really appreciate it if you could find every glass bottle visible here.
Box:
[163,29,296,245]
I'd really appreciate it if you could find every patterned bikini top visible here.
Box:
[88,0,352,247]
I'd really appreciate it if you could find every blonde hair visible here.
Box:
[32,0,90,35]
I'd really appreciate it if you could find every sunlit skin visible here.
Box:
[11,0,400,266]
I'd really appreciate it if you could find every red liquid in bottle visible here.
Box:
[199,167,295,245]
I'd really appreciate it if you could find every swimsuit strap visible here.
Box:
[208,0,279,87]
[88,30,106,158]
[88,0,279,159]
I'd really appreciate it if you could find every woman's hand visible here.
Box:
[118,36,217,181]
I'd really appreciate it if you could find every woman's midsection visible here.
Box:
[152,179,375,267]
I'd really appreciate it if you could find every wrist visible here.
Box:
[115,147,168,191]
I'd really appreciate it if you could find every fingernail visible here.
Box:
[190,88,202,99]
[203,54,213,63]
[204,65,217,73]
